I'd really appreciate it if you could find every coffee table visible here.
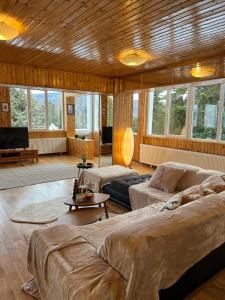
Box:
[64,193,110,219]
[58,207,103,226]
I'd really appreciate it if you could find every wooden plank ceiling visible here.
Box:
[0,0,225,78]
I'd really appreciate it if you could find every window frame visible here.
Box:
[10,87,64,131]
[146,78,225,143]
[132,92,139,134]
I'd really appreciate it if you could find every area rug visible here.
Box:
[0,163,78,190]
[11,197,68,224]
[11,197,119,225]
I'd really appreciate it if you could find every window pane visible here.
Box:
[107,96,113,127]
[94,94,100,131]
[148,90,166,135]
[10,88,28,128]
[75,95,91,131]
[132,93,139,133]
[169,88,187,135]
[192,84,220,140]
[30,90,46,130]
[47,91,63,130]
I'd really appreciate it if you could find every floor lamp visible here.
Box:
[122,127,134,168]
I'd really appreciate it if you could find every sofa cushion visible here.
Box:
[202,175,225,193]
[149,164,185,193]
[159,185,204,212]
[176,167,224,191]
[129,180,175,210]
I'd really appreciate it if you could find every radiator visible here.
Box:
[140,144,225,172]
[29,138,67,154]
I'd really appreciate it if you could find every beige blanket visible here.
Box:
[98,194,225,300]
[78,165,138,192]
[24,203,163,299]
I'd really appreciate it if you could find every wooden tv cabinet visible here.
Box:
[0,149,38,163]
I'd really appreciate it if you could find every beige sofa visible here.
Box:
[129,161,224,210]
[24,192,225,300]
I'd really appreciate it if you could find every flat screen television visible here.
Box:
[102,126,112,144]
[0,127,29,149]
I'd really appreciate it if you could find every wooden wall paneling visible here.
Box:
[28,131,66,139]
[101,94,108,127]
[0,63,113,93]
[68,137,94,158]
[143,136,225,156]
[133,91,148,161]
[112,92,133,165]
[92,132,100,157]
[65,96,75,138]
[0,87,10,127]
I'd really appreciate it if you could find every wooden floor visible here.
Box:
[0,155,224,300]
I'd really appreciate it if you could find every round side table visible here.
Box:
[77,162,94,178]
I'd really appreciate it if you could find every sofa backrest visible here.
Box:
[159,162,224,191]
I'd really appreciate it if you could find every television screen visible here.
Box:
[102,126,112,144]
[0,127,29,149]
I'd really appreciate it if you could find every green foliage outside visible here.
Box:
[192,85,220,140]
[10,88,62,130]
[152,90,166,135]
[169,88,187,135]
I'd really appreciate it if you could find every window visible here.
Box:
[192,84,220,140]
[47,91,63,130]
[10,87,28,127]
[10,87,63,131]
[169,88,187,135]
[30,90,46,130]
[75,95,91,132]
[148,90,167,135]
[107,96,113,127]
[93,94,100,131]
[132,93,139,133]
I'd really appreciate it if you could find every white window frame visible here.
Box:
[132,92,139,134]
[10,87,64,131]
[146,78,225,143]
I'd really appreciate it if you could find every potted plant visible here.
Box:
[80,153,87,165]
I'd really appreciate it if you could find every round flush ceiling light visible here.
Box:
[0,21,19,40]
[119,50,150,66]
[191,63,215,78]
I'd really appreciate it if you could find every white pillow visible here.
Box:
[149,164,185,193]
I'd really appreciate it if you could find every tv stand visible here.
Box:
[0,148,38,163]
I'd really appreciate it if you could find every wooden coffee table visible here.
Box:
[64,193,110,219]
[58,207,103,226]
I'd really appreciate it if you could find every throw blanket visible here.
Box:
[98,194,225,300]
[79,165,138,192]
[24,203,163,299]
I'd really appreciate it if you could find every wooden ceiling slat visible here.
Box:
[0,0,225,78]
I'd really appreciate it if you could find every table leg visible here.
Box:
[98,204,101,208]
[69,205,72,212]
[78,169,80,178]
[104,202,109,219]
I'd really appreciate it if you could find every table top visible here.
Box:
[77,162,94,169]
[64,193,110,207]
[57,207,103,225]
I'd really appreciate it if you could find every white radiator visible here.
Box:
[29,138,67,154]
[140,144,225,172]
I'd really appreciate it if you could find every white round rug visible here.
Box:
[11,198,68,224]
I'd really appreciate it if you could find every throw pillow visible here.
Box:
[202,175,225,193]
[149,165,185,193]
[159,184,204,212]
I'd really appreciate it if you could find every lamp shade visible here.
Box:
[0,21,19,40]
[119,53,147,66]
[191,63,215,78]
[122,127,134,167]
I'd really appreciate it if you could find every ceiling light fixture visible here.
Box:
[0,21,19,40]
[119,50,150,66]
[191,63,215,78]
